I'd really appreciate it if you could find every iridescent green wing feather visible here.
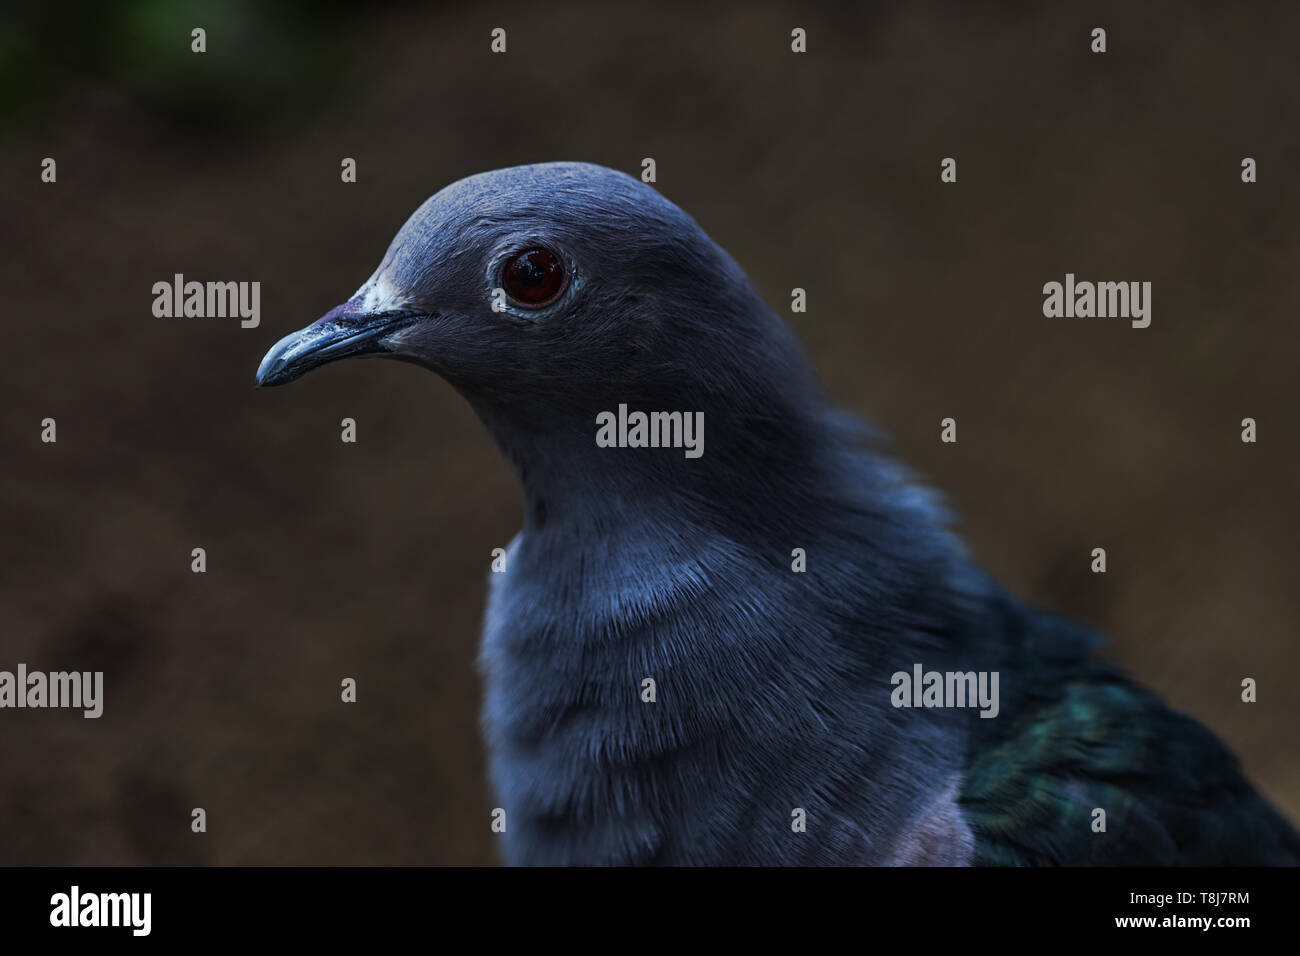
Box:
[960,606,1300,866]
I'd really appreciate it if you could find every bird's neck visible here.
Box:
[466,396,834,536]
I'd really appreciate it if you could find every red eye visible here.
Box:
[501,247,568,308]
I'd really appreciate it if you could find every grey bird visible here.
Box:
[256,162,1300,866]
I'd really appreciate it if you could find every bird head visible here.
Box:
[267,162,811,394]
[257,162,831,515]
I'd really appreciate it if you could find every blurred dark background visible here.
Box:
[1,0,1296,864]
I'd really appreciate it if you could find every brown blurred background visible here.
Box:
[0,0,1296,864]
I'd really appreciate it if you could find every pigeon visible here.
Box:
[257,161,1300,866]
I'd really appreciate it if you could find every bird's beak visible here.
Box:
[255,309,422,386]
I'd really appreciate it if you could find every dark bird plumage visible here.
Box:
[257,162,1300,865]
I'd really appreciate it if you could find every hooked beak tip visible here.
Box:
[254,310,423,388]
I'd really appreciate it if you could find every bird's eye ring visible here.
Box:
[500,246,568,308]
